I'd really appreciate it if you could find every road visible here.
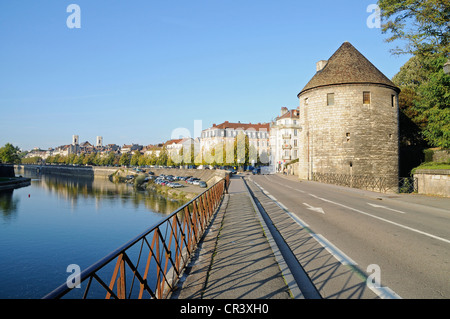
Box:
[247,173,450,299]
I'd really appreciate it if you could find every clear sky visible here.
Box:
[0,0,411,151]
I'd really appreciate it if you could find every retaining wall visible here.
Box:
[414,169,450,197]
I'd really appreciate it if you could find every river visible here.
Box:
[0,168,186,299]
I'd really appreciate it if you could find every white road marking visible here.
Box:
[310,195,450,244]
[303,203,325,214]
[367,203,406,214]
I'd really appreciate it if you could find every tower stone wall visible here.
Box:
[298,84,399,190]
[296,42,400,192]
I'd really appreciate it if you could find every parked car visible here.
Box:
[198,181,207,188]
[170,183,183,188]
[192,180,200,185]
[186,177,199,184]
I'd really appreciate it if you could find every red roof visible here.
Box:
[209,121,270,131]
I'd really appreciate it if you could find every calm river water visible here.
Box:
[0,169,185,299]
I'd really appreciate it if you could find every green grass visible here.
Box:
[412,162,450,173]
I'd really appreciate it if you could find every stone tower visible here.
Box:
[297,42,400,192]
[72,135,79,145]
[96,136,103,147]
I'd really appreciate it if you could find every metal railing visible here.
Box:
[312,172,391,193]
[43,176,229,299]
[398,176,418,193]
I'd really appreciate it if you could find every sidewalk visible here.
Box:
[170,175,291,299]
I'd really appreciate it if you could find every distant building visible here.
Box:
[297,42,400,191]
[143,143,164,158]
[121,144,143,154]
[96,136,103,148]
[269,107,300,173]
[200,121,270,165]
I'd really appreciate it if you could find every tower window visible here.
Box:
[391,95,396,107]
[363,91,371,105]
[327,93,335,106]
[346,132,350,142]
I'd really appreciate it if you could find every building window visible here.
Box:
[304,98,309,105]
[391,95,396,107]
[327,93,334,106]
[346,132,350,142]
[363,91,371,105]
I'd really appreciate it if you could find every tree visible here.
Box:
[380,0,450,148]
[74,154,84,165]
[0,143,21,164]
[392,53,450,148]
[130,151,141,166]
[119,153,130,166]
[104,152,116,166]
[233,132,249,167]
[378,0,449,56]
[156,148,168,166]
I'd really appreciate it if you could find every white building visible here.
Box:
[269,107,300,173]
[200,121,270,166]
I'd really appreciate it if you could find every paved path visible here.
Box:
[170,175,292,299]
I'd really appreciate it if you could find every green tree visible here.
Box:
[119,153,130,166]
[146,153,157,166]
[0,143,21,164]
[392,53,450,148]
[378,0,449,56]
[130,151,141,166]
[156,148,168,166]
[67,153,76,165]
[74,154,84,165]
[103,152,116,166]
[381,0,450,148]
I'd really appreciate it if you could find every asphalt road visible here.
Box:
[248,174,450,299]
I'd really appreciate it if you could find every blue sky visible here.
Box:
[0,0,411,151]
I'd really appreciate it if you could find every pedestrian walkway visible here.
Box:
[170,175,292,299]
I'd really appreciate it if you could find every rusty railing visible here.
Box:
[43,176,229,299]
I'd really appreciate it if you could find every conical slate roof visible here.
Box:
[298,42,400,96]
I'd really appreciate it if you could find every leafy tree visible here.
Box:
[233,132,249,167]
[381,0,450,148]
[119,153,130,166]
[0,143,21,164]
[104,152,116,166]
[74,154,84,165]
[378,0,449,56]
[392,53,450,148]
[130,151,141,166]
[146,153,157,166]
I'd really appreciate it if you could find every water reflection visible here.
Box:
[11,167,186,217]
[0,168,188,298]
[0,190,19,220]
